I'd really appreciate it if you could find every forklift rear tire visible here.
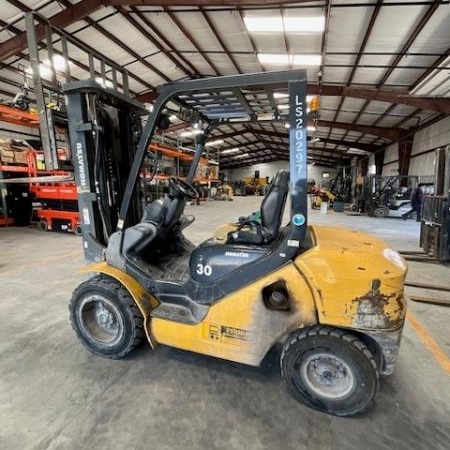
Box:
[281,326,379,416]
[38,220,48,232]
[69,275,145,359]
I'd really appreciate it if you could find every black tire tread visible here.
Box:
[281,325,379,416]
[69,274,145,359]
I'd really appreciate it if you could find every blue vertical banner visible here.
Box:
[289,78,308,228]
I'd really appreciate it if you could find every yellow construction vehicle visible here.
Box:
[64,70,407,417]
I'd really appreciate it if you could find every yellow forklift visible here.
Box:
[64,70,407,416]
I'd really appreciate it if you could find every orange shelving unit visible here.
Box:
[148,143,218,182]
[0,105,65,133]
[145,142,219,202]
[0,107,78,231]
[0,217,14,226]
[149,143,209,166]
[0,105,40,129]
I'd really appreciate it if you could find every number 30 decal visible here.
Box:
[196,263,212,276]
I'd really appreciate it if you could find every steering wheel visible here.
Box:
[169,177,199,199]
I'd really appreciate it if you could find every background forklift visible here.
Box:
[354,175,418,218]
[64,70,407,417]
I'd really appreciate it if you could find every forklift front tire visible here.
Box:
[69,275,145,359]
[281,326,379,417]
[38,220,48,232]
[373,207,389,218]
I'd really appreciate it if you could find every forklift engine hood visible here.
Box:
[296,225,408,332]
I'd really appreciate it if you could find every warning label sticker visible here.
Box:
[205,324,249,345]
[208,325,220,341]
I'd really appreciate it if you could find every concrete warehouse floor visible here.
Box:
[1,197,449,450]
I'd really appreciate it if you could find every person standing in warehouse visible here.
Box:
[402,183,425,222]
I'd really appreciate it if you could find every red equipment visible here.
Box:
[1,144,80,234]
[31,183,80,234]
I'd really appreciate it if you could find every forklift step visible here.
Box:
[151,302,198,324]
[150,295,209,324]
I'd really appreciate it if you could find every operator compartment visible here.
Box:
[189,243,266,285]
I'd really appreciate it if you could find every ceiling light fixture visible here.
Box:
[244,16,325,33]
[347,148,370,155]
[257,113,275,121]
[205,139,224,147]
[222,147,240,154]
[244,17,283,32]
[292,54,322,66]
[51,54,70,71]
[38,65,51,79]
[258,53,321,66]
[274,92,315,102]
[25,67,47,79]
[258,53,290,65]
[27,55,73,79]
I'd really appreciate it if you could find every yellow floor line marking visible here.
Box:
[407,311,450,376]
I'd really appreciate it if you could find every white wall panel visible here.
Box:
[384,143,398,164]
[411,117,450,156]
[382,162,399,176]
[309,164,339,183]
[379,117,450,177]
[229,160,289,181]
[228,161,337,184]
[409,116,450,176]
[409,152,437,177]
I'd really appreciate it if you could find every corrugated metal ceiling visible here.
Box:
[0,0,448,167]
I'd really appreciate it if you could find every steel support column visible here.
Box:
[25,13,58,170]
[374,149,385,175]
[398,134,413,178]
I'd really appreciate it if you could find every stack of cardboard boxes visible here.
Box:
[0,138,15,164]
[0,138,31,166]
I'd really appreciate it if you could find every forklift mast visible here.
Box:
[64,70,308,262]
[64,81,148,261]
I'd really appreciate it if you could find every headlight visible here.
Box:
[383,248,407,270]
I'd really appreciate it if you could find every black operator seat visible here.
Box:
[122,200,166,256]
[122,191,188,257]
[227,170,290,245]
